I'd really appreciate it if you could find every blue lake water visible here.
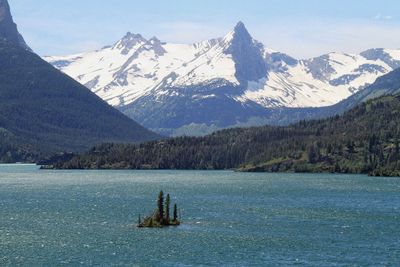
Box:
[0,164,399,266]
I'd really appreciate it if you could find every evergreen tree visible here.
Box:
[307,143,320,163]
[346,140,355,154]
[157,191,164,224]
[173,203,178,222]
[165,194,171,224]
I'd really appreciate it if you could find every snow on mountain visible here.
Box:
[45,32,236,107]
[242,51,397,108]
[44,22,400,135]
[45,23,400,109]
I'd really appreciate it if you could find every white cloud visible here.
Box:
[374,13,393,21]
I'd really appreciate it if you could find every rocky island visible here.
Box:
[138,191,181,228]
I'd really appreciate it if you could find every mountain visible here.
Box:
[0,40,160,158]
[256,66,400,125]
[0,0,30,50]
[45,22,400,135]
[0,0,159,162]
[329,66,400,113]
[51,93,400,177]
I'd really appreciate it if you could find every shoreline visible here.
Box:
[37,165,400,177]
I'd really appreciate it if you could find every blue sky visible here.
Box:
[9,0,400,58]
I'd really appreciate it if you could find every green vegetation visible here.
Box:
[51,94,400,177]
[0,128,38,162]
[0,40,159,163]
[138,191,181,228]
[173,204,178,222]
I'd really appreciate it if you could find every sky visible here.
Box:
[9,0,400,58]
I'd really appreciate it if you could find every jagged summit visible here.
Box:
[0,0,30,50]
[122,32,145,41]
[233,21,251,37]
[114,32,147,54]
[224,21,267,83]
[223,21,252,43]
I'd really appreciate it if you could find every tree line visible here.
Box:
[51,94,400,177]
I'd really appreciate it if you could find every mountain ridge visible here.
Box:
[45,22,400,135]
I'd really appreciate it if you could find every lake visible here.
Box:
[0,164,399,266]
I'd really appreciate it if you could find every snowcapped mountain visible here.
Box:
[45,22,400,135]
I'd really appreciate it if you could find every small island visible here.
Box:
[138,191,181,228]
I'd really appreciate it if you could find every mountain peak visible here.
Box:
[234,21,247,32]
[114,32,147,54]
[0,0,31,50]
[232,21,252,40]
[122,32,145,40]
[222,21,254,49]
[223,21,267,83]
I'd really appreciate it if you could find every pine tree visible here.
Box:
[165,194,170,225]
[157,191,164,224]
[307,144,320,164]
[173,203,178,222]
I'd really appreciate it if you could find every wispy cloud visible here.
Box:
[374,13,393,21]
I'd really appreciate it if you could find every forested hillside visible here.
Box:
[0,128,38,162]
[0,40,160,162]
[52,94,400,176]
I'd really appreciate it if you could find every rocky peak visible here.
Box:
[232,21,252,40]
[115,32,147,55]
[145,37,166,57]
[223,21,267,83]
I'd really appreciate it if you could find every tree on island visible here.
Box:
[157,190,164,223]
[173,203,178,222]
[138,191,181,228]
[165,194,170,224]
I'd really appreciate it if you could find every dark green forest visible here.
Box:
[0,128,39,162]
[52,94,400,176]
[0,40,159,162]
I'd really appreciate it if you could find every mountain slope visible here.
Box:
[0,0,30,50]
[255,66,400,126]
[329,67,400,113]
[0,0,159,161]
[45,22,400,135]
[53,93,400,177]
[0,40,160,157]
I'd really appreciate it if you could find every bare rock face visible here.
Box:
[0,0,31,50]
[224,21,267,83]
